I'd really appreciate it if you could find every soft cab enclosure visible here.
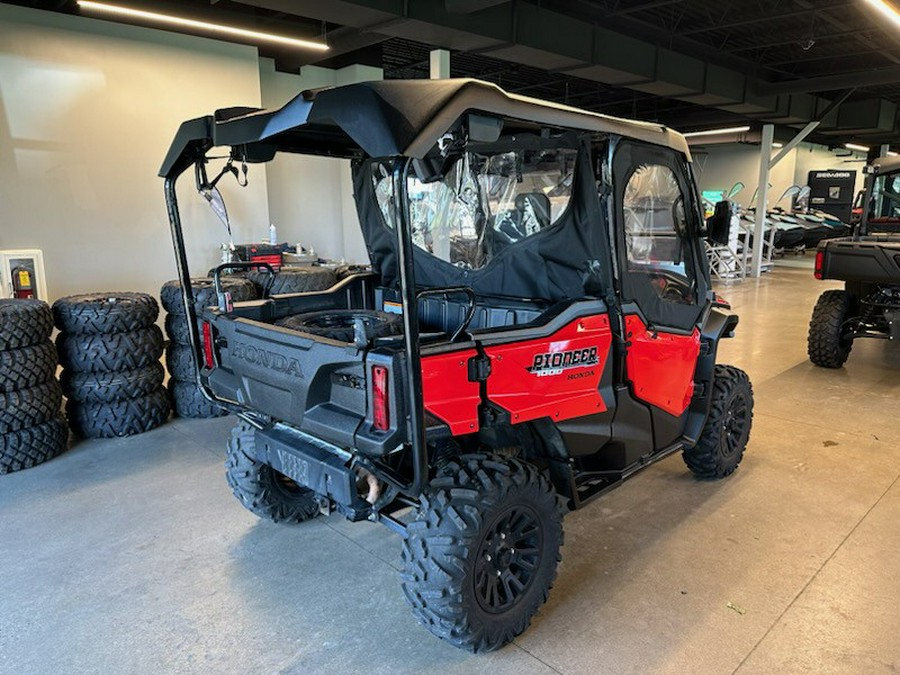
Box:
[159,78,727,503]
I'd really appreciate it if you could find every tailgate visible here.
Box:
[203,315,405,454]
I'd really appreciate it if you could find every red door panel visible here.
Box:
[421,349,481,435]
[624,314,700,417]
[483,315,612,424]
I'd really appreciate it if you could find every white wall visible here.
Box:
[0,4,270,303]
[693,141,867,209]
[258,59,382,264]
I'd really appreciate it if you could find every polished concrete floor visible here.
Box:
[2,260,899,674]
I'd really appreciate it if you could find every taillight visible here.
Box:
[201,321,215,369]
[814,250,825,279]
[372,365,390,431]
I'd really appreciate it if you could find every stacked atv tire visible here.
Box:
[0,299,67,474]
[53,293,168,438]
[160,277,257,418]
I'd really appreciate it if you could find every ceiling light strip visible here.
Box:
[863,0,900,27]
[77,1,329,51]
[682,125,752,138]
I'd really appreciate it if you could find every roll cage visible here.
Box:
[159,78,698,498]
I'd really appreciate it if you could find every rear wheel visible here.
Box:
[683,365,753,478]
[225,421,320,524]
[808,289,855,368]
[401,453,562,652]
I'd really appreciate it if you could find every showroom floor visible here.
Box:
[2,261,899,675]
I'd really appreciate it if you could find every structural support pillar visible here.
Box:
[429,49,450,79]
[751,124,774,277]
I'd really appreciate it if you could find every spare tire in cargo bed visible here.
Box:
[66,386,169,438]
[0,342,57,393]
[61,362,165,403]
[52,292,158,335]
[247,267,336,296]
[56,325,164,373]
[0,299,53,351]
[0,415,68,475]
[159,277,257,314]
[276,310,402,343]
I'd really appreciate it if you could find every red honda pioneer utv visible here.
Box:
[160,79,753,652]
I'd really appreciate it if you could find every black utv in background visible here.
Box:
[809,157,900,367]
[160,79,753,652]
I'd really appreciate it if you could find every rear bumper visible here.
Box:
[249,422,371,520]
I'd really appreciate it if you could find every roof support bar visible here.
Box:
[769,120,819,170]
[430,49,450,79]
[750,89,857,276]
[751,124,774,277]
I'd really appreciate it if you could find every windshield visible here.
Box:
[372,147,577,270]
[866,170,900,232]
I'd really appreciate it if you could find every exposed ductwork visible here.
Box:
[233,0,900,139]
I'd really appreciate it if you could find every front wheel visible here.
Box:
[807,289,855,368]
[225,421,320,524]
[401,453,563,652]
[683,365,753,479]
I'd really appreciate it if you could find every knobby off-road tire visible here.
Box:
[276,310,402,343]
[0,380,63,434]
[56,326,164,373]
[683,365,753,479]
[65,386,169,438]
[0,342,57,393]
[808,289,855,368]
[164,312,194,346]
[0,415,68,475]
[225,420,319,523]
[52,292,158,335]
[247,267,336,296]
[165,344,197,381]
[333,264,370,281]
[159,277,257,314]
[0,299,53,351]
[61,362,165,403]
[401,453,563,652]
[168,380,226,419]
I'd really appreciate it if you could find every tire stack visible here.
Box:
[0,300,67,474]
[159,277,257,418]
[246,266,337,297]
[53,293,168,438]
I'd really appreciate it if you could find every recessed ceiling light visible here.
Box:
[682,125,751,138]
[77,1,329,51]
[772,142,784,148]
[845,143,870,152]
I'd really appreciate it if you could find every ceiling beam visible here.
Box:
[676,1,849,37]
[758,66,900,95]
[444,0,510,13]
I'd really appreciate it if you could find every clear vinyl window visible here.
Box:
[868,171,900,223]
[623,164,696,305]
[372,148,577,270]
